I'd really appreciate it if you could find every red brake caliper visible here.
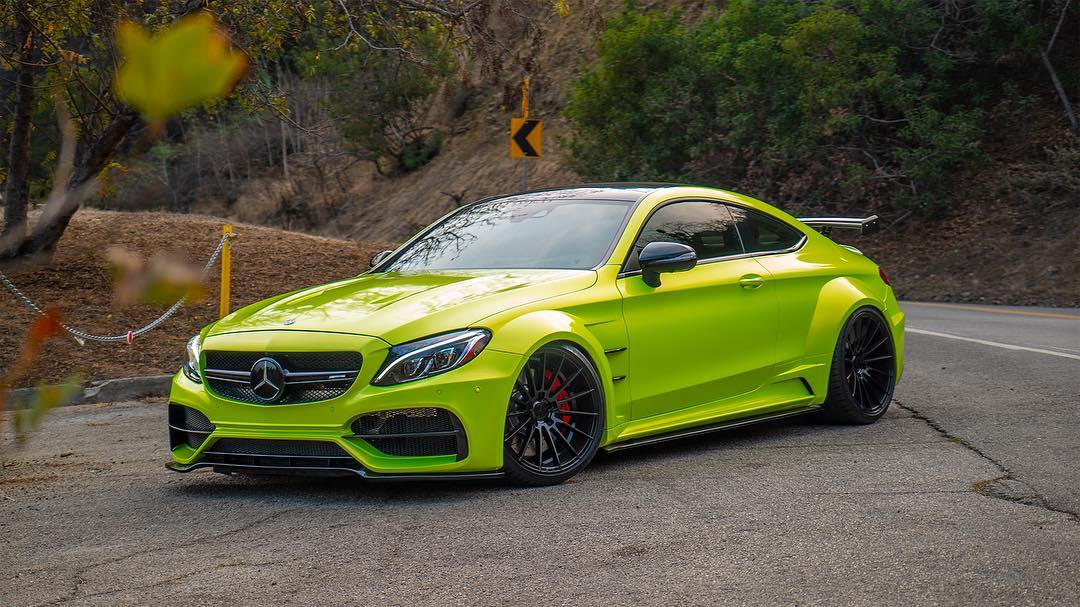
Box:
[543,369,572,426]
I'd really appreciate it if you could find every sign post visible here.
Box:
[510,77,541,191]
[219,224,232,319]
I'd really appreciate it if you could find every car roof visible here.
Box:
[476,183,680,204]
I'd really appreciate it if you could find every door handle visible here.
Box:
[739,274,765,289]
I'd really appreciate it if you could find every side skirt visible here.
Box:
[601,405,822,453]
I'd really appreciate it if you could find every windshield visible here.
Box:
[380,195,634,271]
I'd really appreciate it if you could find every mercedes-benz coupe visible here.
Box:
[168,185,903,485]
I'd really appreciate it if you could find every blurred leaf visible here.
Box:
[11,375,83,443]
[554,0,572,17]
[27,308,65,351]
[114,13,248,123]
[107,246,206,307]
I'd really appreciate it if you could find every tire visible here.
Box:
[502,343,605,486]
[822,306,897,424]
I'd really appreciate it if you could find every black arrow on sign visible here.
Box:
[513,119,540,157]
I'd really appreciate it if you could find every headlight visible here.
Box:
[372,329,491,386]
[183,335,202,383]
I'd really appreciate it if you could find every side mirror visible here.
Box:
[638,242,697,288]
[370,249,393,269]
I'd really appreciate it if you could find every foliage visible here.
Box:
[115,14,248,124]
[565,0,1049,211]
[296,13,457,173]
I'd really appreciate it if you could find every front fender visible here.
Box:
[486,310,621,441]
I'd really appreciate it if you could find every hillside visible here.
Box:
[77,1,1079,308]
[337,3,1080,307]
[0,210,390,387]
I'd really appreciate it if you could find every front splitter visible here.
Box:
[167,461,505,482]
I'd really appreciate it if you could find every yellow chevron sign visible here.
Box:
[510,118,542,158]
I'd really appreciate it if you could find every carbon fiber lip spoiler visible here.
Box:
[797,215,880,237]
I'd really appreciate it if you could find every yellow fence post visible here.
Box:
[219,224,232,319]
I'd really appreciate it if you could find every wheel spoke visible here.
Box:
[559,410,597,417]
[505,418,531,442]
[544,426,562,467]
[556,418,594,441]
[556,388,594,404]
[865,335,889,354]
[557,368,583,393]
[864,354,893,363]
[535,424,544,468]
[517,423,536,459]
[549,353,566,394]
[539,351,548,395]
[551,425,580,458]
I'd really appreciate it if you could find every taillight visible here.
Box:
[879,267,891,286]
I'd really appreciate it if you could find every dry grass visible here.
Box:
[0,209,392,387]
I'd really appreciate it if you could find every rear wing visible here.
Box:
[797,215,880,237]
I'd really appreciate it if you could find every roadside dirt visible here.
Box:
[0,209,391,388]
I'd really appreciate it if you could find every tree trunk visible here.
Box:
[2,0,36,248]
[13,109,141,259]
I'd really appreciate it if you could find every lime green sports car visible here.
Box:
[168,184,903,485]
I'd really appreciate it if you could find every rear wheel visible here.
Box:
[502,344,604,486]
[823,307,897,424]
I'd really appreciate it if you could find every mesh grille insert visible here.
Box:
[168,404,215,449]
[351,408,465,459]
[354,408,456,434]
[207,439,351,457]
[367,436,459,458]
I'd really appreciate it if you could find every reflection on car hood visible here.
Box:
[207,269,596,343]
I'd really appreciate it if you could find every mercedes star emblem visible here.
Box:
[249,357,286,402]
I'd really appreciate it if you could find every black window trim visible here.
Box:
[616,197,807,279]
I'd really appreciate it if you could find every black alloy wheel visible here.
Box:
[824,307,897,424]
[502,343,604,486]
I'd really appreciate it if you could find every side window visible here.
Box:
[729,207,803,253]
[624,201,743,272]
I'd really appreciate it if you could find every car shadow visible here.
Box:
[164,408,885,501]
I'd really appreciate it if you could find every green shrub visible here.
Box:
[565,0,1038,210]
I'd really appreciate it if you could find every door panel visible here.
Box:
[618,258,778,420]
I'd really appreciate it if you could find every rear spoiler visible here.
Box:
[797,215,880,237]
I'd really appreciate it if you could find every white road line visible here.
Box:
[906,327,1080,361]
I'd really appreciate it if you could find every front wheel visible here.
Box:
[502,344,605,486]
[823,307,897,424]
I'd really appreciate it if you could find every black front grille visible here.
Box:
[201,438,361,469]
[168,404,215,449]
[203,351,362,405]
[351,408,467,459]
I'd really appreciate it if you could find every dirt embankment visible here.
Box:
[0,210,391,387]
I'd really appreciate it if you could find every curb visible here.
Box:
[7,374,173,410]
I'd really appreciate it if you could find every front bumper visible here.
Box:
[168,330,522,476]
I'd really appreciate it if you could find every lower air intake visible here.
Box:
[351,408,467,460]
[168,404,215,449]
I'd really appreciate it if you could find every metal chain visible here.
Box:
[0,232,234,345]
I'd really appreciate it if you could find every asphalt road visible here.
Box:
[3,302,1079,606]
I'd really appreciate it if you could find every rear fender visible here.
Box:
[802,276,887,396]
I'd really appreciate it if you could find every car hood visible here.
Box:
[207,269,597,343]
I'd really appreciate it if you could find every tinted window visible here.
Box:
[382,196,633,271]
[625,201,743,272]
[730,207,803,253]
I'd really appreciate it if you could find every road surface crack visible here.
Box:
[46,507,297,606]
[893,398,1079,523]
